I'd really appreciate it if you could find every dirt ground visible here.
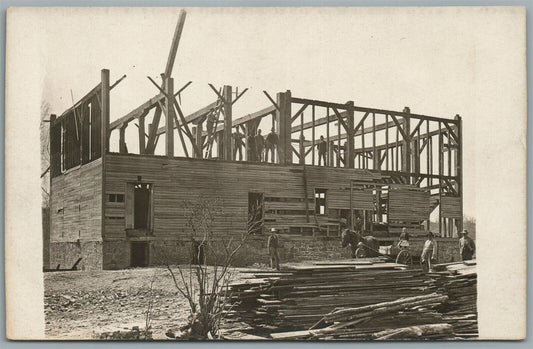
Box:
[44,265,252,339]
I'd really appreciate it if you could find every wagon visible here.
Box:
[355,242,413,266]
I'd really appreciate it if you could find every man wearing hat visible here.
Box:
[267,228,280,271]
[459,229,476,261]
[421,232,437,272]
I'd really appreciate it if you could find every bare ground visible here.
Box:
[44,265,254,340]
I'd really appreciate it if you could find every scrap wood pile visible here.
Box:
[223,258,437,336]
[428,260,478,338]
[222,258,478,340]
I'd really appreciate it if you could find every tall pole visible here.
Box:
[223,86,233,160]
[165,78,175,157]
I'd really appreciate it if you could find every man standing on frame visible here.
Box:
[255,129,265,162]
[232,126,245,161]
[265,127,278,163]
[267,228,280,271]
[247,129,257,162]
[317,135,327,166]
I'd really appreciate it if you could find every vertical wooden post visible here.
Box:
[138,114,146,154]
[100,69,110,243]
[223,86,233,160]
[165,77,175,158]
[385,114,389,171]
[276,90,292,165]
[402,107,411,180]
[312,105,316,166]
[455,115,463,231]
[101,69,110,156]
[438,122,443,237]
[372,112,377,170]
[326,107,330,166]
[119,124,127,154]
[346,101,355,168]
[194,123,203,158]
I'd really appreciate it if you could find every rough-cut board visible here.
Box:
[328,188,374,210]
[103,154,382,240]
[388,186,430,222]
[440,196,462,218]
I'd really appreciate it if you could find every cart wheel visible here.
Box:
[396,250,412,266]
[355,247,366,258]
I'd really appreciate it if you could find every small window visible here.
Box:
[315,189,327,215]
[108,193,125,203]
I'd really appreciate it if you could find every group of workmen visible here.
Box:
[399,228,476,272]
[232,127,279,162]
[266,226,476,272]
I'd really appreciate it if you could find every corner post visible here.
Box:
[165,77,175,158]
[455,114,463,231]
[402,107,411,182]
[101,69,110,156]
[223,86,233,160]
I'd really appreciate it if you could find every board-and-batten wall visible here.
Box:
[50,158,102,243]
[103,154,382,240]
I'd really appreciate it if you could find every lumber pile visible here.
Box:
[429,260,478,338]
[224,258,437,335]
[270,293,450,340]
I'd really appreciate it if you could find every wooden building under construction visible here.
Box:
[47,11,463,270]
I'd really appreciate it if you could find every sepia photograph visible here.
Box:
[5,6,527,340]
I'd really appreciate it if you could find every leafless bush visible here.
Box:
[166,197,258,339]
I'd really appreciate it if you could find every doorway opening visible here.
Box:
[130,242,149,267]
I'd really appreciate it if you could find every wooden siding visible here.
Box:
[50,158,102,243]
[440,196,462,218]
[104,154,382,239]
[388,185,430,222]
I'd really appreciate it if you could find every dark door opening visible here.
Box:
[134,183,152,229]
[130,242,149,267]
[248,192,264,234]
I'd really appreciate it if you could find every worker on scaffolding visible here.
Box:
[317,135,327,166]
[265,127,278,163]
[247,129,257,162]
[459,230,475,261]
[255,129,265,162]
[232,127,245,161]
[421,232,437,272]
[267,228,281,271]
[205,108,217,158]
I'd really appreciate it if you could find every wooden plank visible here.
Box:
[109,93,164,131]
[164,9,187,78]
[156,100,218,136]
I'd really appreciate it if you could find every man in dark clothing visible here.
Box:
[232,127,245,161]
[317,135,327,166]
[267,228,280,270]
[247,130,257,162]
[255,129,265,162]
[459,230,476,261]
[265,128,279,163]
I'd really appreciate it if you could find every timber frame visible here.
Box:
[48,9,464,270]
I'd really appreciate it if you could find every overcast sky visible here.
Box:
[34,6,525,219]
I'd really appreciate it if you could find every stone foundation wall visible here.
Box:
[99,236,463,270]
[49,241,102,271]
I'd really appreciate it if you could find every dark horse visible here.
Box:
[341,229,380,258]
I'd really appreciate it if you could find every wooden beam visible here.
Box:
[223,85,233,160]
[164,10,187,79]
[156,100,218,135]
[145,105,162,154]
[138,110,147,154]
[443,121,459,143]
[332,107,349,133]
[291,96,348,110]
[291,103,309,123]
[204,105,276,136]
[109,93,164,130]
[345,101,355,168]
[354,106,458,124]
[165,78,175,157]
[277,91,292,165]
[101,69,110,155]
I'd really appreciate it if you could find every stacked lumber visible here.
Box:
[429,260,478,338]
[225,258,437,334]
[269,293,450,340]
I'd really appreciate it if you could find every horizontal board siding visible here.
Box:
[328,188,374,210]
[440,196,462,218]
[388,186,430,222]
[50,158,102,243]
[104,155,380,239]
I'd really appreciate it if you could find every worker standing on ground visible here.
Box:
[232,127,245,161]
[317,135,327,166]
[459,230,476,261]
[421,232,437,272]
[255,129,265,162]
[267,228,280,271]
[265,128,278,163]
[398,227,410,250]
[247,130,257,162]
